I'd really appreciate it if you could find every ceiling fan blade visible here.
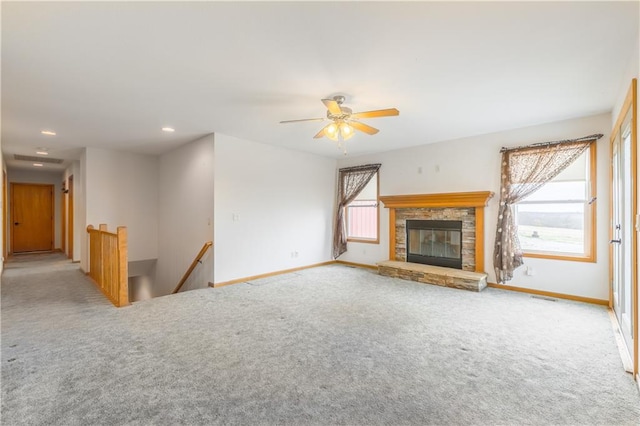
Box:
[322,99,343,115]
[350,108,399,119]
[280,118,325,124]
[350,121,379,135]
[313,125,330,139]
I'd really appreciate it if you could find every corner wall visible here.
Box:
[337,113,611,300]
[156,134,215,297]
[82,147,159,270]
[213,134,336,284]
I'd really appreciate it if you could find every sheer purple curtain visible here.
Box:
[333,164,381,259]
[493,137,599,283]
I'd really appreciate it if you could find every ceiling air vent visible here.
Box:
[14,154,64,164]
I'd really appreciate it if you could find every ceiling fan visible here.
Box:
[280,95,399,153]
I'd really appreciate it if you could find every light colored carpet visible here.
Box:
[2,254,639,425]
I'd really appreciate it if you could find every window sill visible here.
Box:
[523,252,595,263]
[347,238,380,245]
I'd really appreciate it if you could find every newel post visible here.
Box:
[117,226,129,307]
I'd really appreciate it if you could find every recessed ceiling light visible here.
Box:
[162,127,175,132]
[36,151,49,155]
[41,130,56,136]
[33,163,43,167]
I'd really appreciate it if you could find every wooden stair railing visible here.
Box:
[172,241,213,294]
[86,224,129,307]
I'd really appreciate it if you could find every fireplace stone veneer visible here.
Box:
[378,191,494,291]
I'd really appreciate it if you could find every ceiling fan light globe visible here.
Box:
[325,122,340,140]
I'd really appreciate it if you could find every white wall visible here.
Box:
[337,113,611,300]
[612,33,639,123]
[83,147,159,265]
[213,133,336,284]
[156,134,215,296]
[7,169,64,250]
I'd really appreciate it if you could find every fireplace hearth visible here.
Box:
[377,191,494,292]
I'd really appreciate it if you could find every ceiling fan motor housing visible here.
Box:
[327,106,352,121]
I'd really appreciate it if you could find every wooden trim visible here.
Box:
[632,78,638,378]
[475,206,484,273]
[523,252,595,263]
[589,141,598,263]
[3,171,7,259]
[172,241,213,294]
[487,282,608,306]
[335,260,378,270]
[388,208,396,260]
[379,191,494,209]
[611,79,635,143]
[68,175,74,261]
[117,227,129,306]
[609,78,638,377]
[381,191,493,271]
[631,78,639,378]
[211,260,336,288]
[347,238,380,244]
[61,180,66,254]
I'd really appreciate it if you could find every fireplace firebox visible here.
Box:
[406,220,463,269]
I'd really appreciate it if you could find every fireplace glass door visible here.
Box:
[406,220,463,269]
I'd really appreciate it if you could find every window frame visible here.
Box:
[346,171,380,244]
[516,142,597,262]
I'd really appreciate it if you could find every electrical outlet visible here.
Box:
[526,266,535,276]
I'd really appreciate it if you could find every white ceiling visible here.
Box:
[2,1,639,171]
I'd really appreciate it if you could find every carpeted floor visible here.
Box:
[2,253,639,425]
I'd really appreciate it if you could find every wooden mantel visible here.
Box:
[379,191,494,273]
[379,191,494,209]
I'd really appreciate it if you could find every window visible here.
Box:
[346,172,379,243]
[514,143,596,261]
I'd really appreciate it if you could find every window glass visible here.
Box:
[514,147,594,260]
[347,173,378,242]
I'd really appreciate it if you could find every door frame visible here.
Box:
[62,179,67,254]
[68,175,74,260]
[10,182,55,254]
[610,78,638,377]
[2,171,7,259]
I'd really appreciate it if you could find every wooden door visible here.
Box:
[11,183,54,253]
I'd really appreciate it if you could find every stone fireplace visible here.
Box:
[377,191,494,292]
